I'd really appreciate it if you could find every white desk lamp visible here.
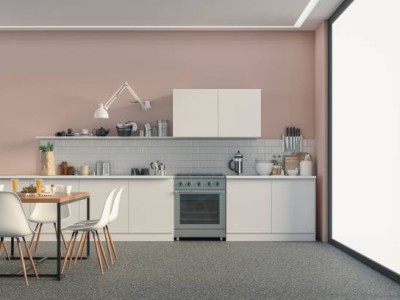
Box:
[93,81,151,119]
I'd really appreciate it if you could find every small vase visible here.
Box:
[40,152,56,176]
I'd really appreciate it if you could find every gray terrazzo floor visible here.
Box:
[0,241,399,299]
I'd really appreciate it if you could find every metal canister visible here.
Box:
[157,120,169,136]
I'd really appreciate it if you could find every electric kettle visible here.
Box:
[229,151,244,175]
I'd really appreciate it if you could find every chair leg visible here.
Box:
[96,231,109,270]
[92,231,104,275]
[106,226,118,260]
[23,237,39,279]
[1,238,11,260]
[79,231,88,261]
[74,231,86,264]
[103,227,113,264]
[17,238,28,286]
[61,232,77,274]
[33,223,43,256]
[68,232,78,269]
[29,223,40,249]
[53,223,68,250]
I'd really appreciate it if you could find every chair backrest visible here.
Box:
[109,186,125,223]
[96,187,118,228]
[30,184,71,222]
[0,192,32,237]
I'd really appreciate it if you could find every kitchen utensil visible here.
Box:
[116,123,133,136]
[55,131,66,136]
[255,161,273,175]
[141,168,149,175]
[66,128,74,136]
[283,153,306,175]
[92,127,110,136]
[150,161,159,175]
[228,151,244,175]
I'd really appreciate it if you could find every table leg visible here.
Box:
[87,197,90,256]
[57,203,61,281]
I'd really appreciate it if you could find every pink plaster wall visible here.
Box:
[314,22,328,242]
[0,31,314,175]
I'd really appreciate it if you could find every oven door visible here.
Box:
[174,190,226,230]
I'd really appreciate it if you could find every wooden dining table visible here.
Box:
[5,192,90,281]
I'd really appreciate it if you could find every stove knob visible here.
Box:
[208,182,212,186]
[216,182,220,187]
[179,182,183,186]
[197,182,201,186]
[187,182,192,187]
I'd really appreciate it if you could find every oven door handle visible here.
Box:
[174,190,225,194]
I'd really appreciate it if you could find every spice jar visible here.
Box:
[67,166,75,175]
[61,161,68,175]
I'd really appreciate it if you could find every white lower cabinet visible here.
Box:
[226,178,315,241]
[271,179,315,234]
[128,179,174,236]
[79,180,130,233]
[227,180,271,234]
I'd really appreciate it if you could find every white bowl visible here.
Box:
[287,169,299,176]
[256,162,273,175]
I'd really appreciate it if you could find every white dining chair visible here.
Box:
[61,187,117,275]
[0,192,39,286]
[29,184,71,255]
[75,186,125,264]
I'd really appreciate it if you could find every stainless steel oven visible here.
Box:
[174,174,226,240]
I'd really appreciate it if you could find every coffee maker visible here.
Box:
[228,151,244,175]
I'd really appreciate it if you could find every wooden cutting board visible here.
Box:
[283,153,308,175]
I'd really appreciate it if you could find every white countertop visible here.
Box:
[0,175,174,179]
[226,175,316,179]
[0,175,315,180]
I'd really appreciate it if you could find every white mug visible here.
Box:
[64,185,72,194]
[0,184,4,191]
[81,128,89,135]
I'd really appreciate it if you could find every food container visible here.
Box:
[255,161,273,175]
[116,124,132,136]
[157,120,169,137]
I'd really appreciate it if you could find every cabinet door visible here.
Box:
[36,179,80,233]
[173,89,219,137]
[271,179,315,233]
[129,179,173,233]
[218,89,261,137]
[227,180,271,233]
[79,180,129,233]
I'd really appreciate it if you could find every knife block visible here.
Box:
[281,135,303,153]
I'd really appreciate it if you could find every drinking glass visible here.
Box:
[11,178,19,193]
[36,178,43,194]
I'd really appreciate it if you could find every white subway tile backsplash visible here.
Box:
[49,138,315,175]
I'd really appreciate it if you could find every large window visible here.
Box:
[330,0,400,276]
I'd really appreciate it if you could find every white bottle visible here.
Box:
[300,154,312,176]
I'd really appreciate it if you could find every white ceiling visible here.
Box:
[0,0,344,30]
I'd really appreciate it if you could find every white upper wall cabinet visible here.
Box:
[173,89,261,138]
[173,89,219,137]
[218,89,261,137]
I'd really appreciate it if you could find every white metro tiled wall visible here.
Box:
[39,139,315,176]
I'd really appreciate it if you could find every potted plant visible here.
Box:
[39,142,55,176]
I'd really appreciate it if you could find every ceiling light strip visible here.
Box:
[294,0,320,27]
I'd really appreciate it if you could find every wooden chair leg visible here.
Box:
[96,231,109,270]
[79,232,88,261]
[17,238,28,286]
[103,227,113,265]
[75,231,86,264]
[92,231,104,275]
[33,223,43,256]
[1,238,10,260]
[61,232,77,274]
[29,223,40,250]
[53,223,68,250]
[23,237,39,279]
[106,226,118,260]
[68,232,78,269]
